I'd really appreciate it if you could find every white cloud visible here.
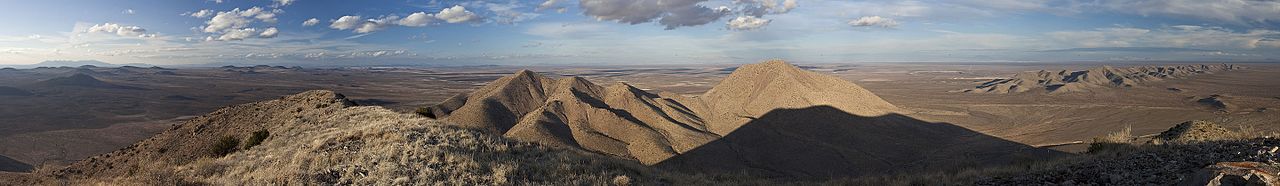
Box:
[197,7,281,41]
[85,23,155,38]
[435,5,481,23]
[579,0,730,29]
[398,12,435,27]
[726,16,771,30]
[329,16,363,30]
[185,9,213,18]
[203,7,279,33]
[259,27,279,38]
[328,5,490,33]
[357,16,399,33]
[848,16,899,28]
[273,0,296,7]
[212,28,258,41]
[302,18,320,26]
[736,0,798,17]
[122,9,135,15]
[330,15,401,33]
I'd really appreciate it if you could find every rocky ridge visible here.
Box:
[959,64,1240,94]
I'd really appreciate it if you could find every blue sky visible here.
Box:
[1,0,1278,66]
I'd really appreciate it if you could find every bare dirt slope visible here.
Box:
[423,60,1058,179]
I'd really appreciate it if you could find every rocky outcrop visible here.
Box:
[1155,120,1236,143]
[960,64,1240,94]
[1182,162,1280,186]
[977,138,1280,185]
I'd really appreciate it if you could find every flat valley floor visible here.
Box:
[1,62,1277,171]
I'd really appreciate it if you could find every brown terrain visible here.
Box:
[1,60,1278,184]
[424,60,1058,178]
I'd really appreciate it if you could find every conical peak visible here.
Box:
[747,59,801,72]
[511,69,542,79]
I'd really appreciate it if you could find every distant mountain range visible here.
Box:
[2,60,157,69]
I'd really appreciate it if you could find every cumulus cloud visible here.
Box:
[328,5,489,33]
[435,5,481,23]
[185,9,213,18]
[726,16,771,30]
[259,27,279,38]
[197,7,281,41]
[330,15,401,33]
[273,0,296,7]
[358,16,400,33]
[398,12,434,27]
[211,28,258,41]
[579,0,730,29]
[203,7,279,33]
[122,9,135,15]
[736,0,798,17]
[302,18,320,26]
[329,16,363,30]
[85,23,155,38]
[849,16,899,28]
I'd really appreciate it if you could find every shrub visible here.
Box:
[210,136,240,157]
[1087,126,1134,154]
[243,130,270,150]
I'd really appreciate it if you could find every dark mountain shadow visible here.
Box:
[656,105,1068,179]
[34,74,148,90]
[0,154,32,173]
[0,86,34,96]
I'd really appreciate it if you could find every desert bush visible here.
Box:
[1088,125,1134,154]
[210,136,240,157]
[243,130,269,150]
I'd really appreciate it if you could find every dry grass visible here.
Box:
[1087,125,1135,153]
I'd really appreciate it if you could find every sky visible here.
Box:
[0,0,1279,66]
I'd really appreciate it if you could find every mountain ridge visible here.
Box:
[959,64,1241,94]
[419,59,1051,178]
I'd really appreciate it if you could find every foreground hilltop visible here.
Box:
[5,90,709,185]
[960,64,1240,94]
[422,60,1054,178]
